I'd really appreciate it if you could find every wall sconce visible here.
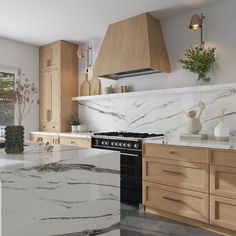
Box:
[76,46,92,71]
[189,13,205,46]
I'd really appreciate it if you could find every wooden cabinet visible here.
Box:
[30,133,59,144]
[40,43,60,71]
[210,195,236,231]
[59,136,91,148]
[143,182,209,223]
[210,165,236,199]
[143,144,209,164]
[30,133,91,148]
[39,41,78,132]
[143,157,209,193]
[143,144,236,235]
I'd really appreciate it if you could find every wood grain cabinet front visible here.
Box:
[143,157,209,193]
[210,195,236,231]
[143,144,209,164]
[59,137,91,148]
[143,182,209,223]
[210,165,236,199]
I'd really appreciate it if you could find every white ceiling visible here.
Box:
[0,0,219,46]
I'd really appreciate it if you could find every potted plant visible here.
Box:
[179,46,216,82]
[1,75,38,153]
[69,115,80,132]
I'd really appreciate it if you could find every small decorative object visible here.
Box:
[179,46,216,82]
[3,75,38,153]
[69,115,80,132]
[36,137,54,152]
[120,86,129,93]
[214,109,230,141]
[104,85,113,94]
[183,101,206,136]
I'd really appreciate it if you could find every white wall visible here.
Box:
[0,37,39,138]
[79,0,236,93]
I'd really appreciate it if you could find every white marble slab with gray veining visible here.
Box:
[0,146,120,236]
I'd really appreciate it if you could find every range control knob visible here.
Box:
[122,142,127,147]
[115,142,118,146]
[119,142,123,147]
[101,140,105,145]
[127,143,132,148]
[105,141,109,145]
[111,141,114,146]
[134,143,139,149]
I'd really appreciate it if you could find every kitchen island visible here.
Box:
[0,145,120,236]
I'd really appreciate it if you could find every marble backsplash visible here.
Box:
[79,83,236,136]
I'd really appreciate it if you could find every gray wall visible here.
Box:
[79,0,236,94]
[0,37,39,138]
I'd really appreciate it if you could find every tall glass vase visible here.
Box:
[5,126,24,154]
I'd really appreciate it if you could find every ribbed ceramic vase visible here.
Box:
[5,126,24,154]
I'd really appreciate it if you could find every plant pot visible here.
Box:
[77,125,86,132]
[187,117,202,134]
[214,121,230,141]
[71,125,78,132]
[5,125,24,154]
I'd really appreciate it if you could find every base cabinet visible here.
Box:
[210,195,236,231]
[30,133,91,148]
[143,182,209,223]
[143,144,236,236]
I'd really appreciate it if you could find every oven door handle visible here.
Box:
[120,153,140,157]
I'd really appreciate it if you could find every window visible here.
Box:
[0,67,18,126]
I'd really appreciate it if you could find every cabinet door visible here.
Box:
[210,195,236,231]
[40,43,60,71]
[40,71,52,122]
[51,69,60,123]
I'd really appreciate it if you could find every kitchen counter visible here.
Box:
[0,145,120,236]
[30,131,92,138]
[144,135,236,150]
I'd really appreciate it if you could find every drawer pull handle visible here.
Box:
[71,141,76,144]
[52,126,56,128]
[169,151,175,154]
[163,196,182,203]
[163,170,182,175]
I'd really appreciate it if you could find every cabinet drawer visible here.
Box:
[40,122,60,132]
[60,137,91,148]
[210,195,236,231]
[143,182,209,223]
[143,157,209,193]
[211,149,236,167]
[210,165,236,199]
[143,144,209,163]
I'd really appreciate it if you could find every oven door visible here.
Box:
[120,152,142,189]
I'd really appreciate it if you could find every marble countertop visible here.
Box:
[144,135,236,150]
[30,131,92,138]
[1,145,120,235]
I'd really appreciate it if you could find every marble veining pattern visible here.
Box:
[1,148,120,236]
[79,85,236,135]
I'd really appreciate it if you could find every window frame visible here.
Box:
[0,66,19,127]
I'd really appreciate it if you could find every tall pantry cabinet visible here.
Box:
[39,41,78,132]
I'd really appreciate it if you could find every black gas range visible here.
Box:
[92,132,164,205]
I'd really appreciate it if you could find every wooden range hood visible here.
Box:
[93,13,170,79]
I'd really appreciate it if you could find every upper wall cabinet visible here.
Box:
[40,43,60,71]
[39,41,78,132]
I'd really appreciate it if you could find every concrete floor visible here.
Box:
[120,204,222,236]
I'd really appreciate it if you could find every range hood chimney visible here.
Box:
[93,13,170,79]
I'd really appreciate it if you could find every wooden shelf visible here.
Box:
[72,83,236,101]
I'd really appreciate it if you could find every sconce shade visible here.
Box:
[189,14,202,29]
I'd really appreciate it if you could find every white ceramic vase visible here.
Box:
[214,122,230,141]
[187,117,202,134]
